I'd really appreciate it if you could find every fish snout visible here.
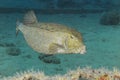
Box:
[79,45,86,54]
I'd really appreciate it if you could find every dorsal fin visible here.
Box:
[23,10,38,25]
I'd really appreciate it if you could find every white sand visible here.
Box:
[0,12,120,77]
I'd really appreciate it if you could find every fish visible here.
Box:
[16,10,86,54]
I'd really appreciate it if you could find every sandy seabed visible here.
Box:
[0,12,120,78]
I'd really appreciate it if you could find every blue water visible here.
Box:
[0,0,120,78]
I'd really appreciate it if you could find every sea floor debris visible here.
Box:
[1,67,120,80]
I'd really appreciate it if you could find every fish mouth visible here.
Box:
[76,45,86,54]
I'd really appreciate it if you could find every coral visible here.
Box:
[100,10,120,25]
[1,67,120,80]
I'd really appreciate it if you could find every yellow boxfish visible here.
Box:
[16,10,86,54]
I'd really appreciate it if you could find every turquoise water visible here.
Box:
[0,13,120,77]
[0,0,120,78]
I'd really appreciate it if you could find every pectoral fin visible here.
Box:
[49,43,65,53]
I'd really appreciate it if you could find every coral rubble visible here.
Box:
[1,67,120,80]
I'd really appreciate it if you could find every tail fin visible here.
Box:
[23,10,38,25]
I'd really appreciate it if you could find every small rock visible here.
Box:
[79,77,89,80]
[6,47,21,56]
[0,42,16,47]
[23,76,39,80]
[24,55,32,59]
[38,54,61,64]
[100,10,120,25]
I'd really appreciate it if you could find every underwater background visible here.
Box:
[0,0,120,78]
